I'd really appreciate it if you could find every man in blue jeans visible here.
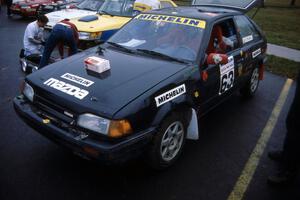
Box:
[39,20,78,68]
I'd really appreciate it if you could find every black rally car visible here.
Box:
[14,0,267,169]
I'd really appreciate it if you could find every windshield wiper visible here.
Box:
[136,49,188,64]
[107,41,135,54]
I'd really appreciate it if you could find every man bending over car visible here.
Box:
[23,15,48,57]
[39,19,79,68]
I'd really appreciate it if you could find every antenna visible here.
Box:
[251,7,260,19]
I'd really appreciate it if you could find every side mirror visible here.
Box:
[207,53,228,65]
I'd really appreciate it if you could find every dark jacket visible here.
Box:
[286,70,300,132]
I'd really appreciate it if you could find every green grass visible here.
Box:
[264,0,299,7]
[251,7,300,50]
[174,1,300,78]
[175,1,300,50]
[266,55,300,79]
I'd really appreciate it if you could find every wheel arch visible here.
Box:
[151,100,199,140]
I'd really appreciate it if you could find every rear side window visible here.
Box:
[234,15,260,45]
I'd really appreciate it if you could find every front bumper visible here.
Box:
[13,96,155,164]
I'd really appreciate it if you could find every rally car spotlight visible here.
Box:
[79,32,102,41]
[23,82,34,102]
[77,114,132,138]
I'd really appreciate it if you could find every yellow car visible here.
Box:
[70,0,177,43]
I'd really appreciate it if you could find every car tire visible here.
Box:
[146,112,188,170]
[240,67,260,98]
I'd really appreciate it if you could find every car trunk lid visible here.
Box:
[192,0,262,13]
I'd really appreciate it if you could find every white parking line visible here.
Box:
[227,78,293,200]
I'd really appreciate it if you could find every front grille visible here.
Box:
[32,94,115,142]
[34,94,75,124]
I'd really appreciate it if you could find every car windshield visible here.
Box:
[98,0,135,17]
[77,0,104,11]
[108,14,205,62]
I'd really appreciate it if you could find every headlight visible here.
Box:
[79,32,91,40]
[79,32,102,40]
[77,113,132,138]
[23,82,34,102]
[78,114,110,135]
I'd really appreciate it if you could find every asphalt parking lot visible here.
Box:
[0,10,299,200]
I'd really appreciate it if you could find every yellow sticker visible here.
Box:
[43,119,50,124]
[136,14,206,29]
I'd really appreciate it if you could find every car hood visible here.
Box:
[45,9,96,28]
[27,47,187,118]
[70,14,131,32]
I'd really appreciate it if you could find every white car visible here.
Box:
[45,0,104,29]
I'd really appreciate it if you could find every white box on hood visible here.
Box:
[84,56,110,74]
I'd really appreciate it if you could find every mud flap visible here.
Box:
[187,108,199,140]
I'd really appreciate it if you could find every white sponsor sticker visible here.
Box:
[155,84,186,107]
[44,78,89,100]
[252,48,261,58]
[219,56,235,95]
[61,73,94,87]
[242,35,253,44]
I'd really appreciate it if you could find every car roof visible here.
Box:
[147,6,243,23]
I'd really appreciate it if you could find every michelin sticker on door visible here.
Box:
[155,84,186,107]
[219,56,234,95]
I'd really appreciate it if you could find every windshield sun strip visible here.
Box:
[135,14,206,29]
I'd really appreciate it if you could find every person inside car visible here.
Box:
[206,24,227,54]
[23,15,49,57]
[39,19,79,68]
[207,22,235,55]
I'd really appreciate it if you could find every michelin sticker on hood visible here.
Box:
[155,84,186,107]
[44,78,89,100]
[61,73,94,87]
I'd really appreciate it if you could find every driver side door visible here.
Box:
[200,17,243,110]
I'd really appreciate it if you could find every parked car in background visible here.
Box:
[70,0,177,47]
[44,0,104,31]
[37,0,83,16]
[10,0,58,17]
